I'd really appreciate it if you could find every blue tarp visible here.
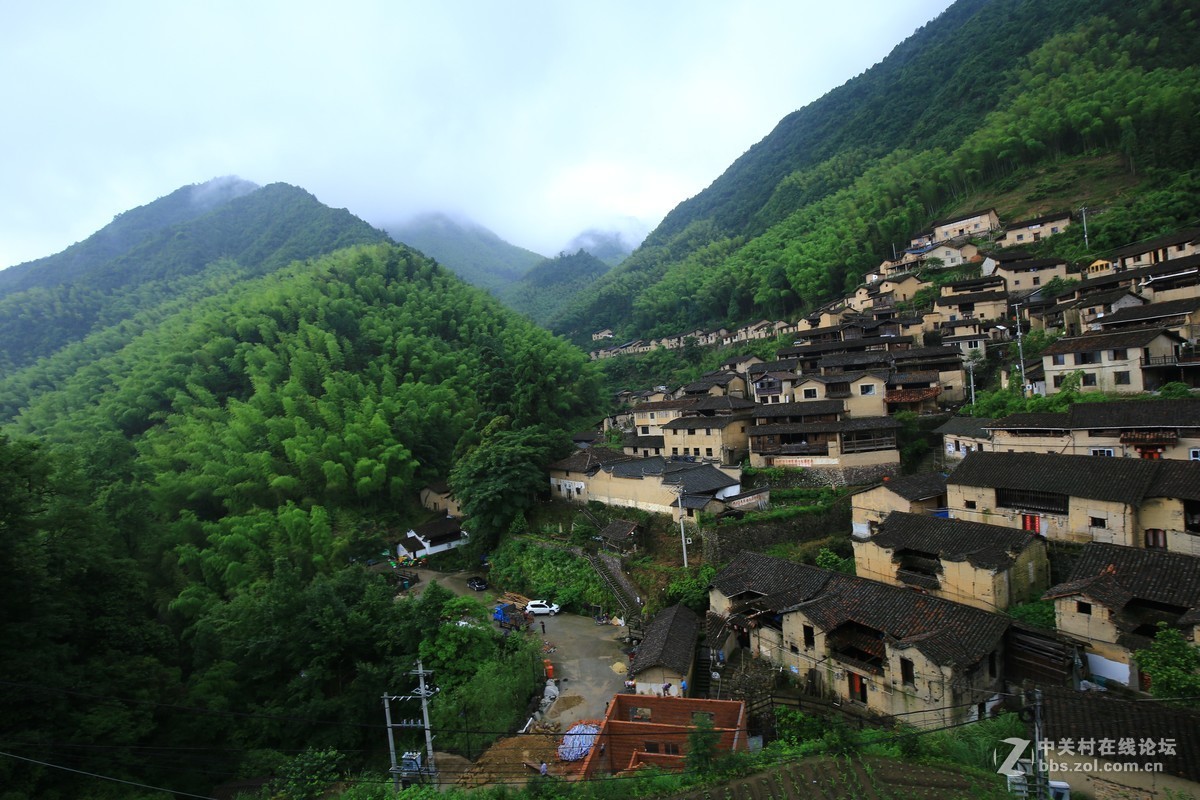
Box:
[557,723,600,761]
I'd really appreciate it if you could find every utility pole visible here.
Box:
[1080,206,1089,249]
[1029,688,1047,800]
[678,487,689,569]
[1013,302,1028,397]
[382,659,440,791]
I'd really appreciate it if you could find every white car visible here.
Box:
[526,600,560,616]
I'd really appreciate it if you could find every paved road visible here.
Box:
[408,568,631,726]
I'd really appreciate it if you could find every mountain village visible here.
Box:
[406,208,1200,797]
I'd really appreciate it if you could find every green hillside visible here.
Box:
[552,0,1200,344]
[0,181,389,372]
[498,248,612,326]
[385,212,546,293]
[0,242,600,798]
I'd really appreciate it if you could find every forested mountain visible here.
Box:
[0,180,388,372]
[498,249,613,326]
[0,242,600,797]
[551,0,1200,344]
[385,212,546,294]
[563,227,640,266]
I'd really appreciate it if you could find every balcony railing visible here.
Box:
[841,436,898,454]
[1143,354,1200,367]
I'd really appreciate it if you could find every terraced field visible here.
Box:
[671,755,1010,800]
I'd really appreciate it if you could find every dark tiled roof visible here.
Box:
[623,434,665,448]
[1006,211,1072,228]
[801,370,890,384]
[935,290,1009,307]
[599,519,637,544]
[411,516,465,544]
[751,417,901,436]
[680,372,741,393]
[944,275,1007,291]
[949,451,1200,505]
[873,511,1040,570]
[1040,685,1200,783]
[691,396,757,412]
[934,416,995,437]
[710,552,831,602]
[661,462,740,494]
[1044,542,1200,617]
[661,414,750,431]
[787,573,1009,667]
[891,346,964,362]
[630,604,699,677]
[747,358,802,376]
[1095,297,1200,326]
[633,398,698,412]
[778,336,911,358]
[888,370,939,384]
[986,412,1070,431]
[1041,327,1182,356]
[996,257,1067,273]
[549,446,634,473]
[752,400,845,419]
[880,473,947,501]
[1110,227,1200,258]
[818,351,894,368]
[1067,398,1200,429]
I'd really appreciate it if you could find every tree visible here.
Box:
[686,712,721,774]
[1133,624,1200,706]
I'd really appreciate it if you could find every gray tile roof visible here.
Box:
[1041,327,1183,356]
[935,290,1009,306]
[1066,398,1200,430]
[1095,297,1200,326]
[873,511,1040,570]
[549,446,633,474]
[750,417,900,436]
[934,416,995,437]
[710,552,831,603]
[752,400,845,419]
[661,414,749,431]
[948,451,1200,505]
[879,473,947,501]
[630,604,699,677]
[985,412,1070,430]
[786,573,1009,668]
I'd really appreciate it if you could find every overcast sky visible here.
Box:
[0,0,955,267]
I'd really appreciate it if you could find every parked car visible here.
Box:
[466,576,488,591]
[526,600,560,616]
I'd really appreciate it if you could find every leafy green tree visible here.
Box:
[686,712,721,774]
[1133,624,1200,706]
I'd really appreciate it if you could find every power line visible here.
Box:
[0,749,218,800]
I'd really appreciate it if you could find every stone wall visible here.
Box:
[701,501,853,563]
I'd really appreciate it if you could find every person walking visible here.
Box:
[541,620,546,635]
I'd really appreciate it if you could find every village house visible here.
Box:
[631,398,699,437]
[628,604,699,697]
[397,517,469,559]
[550,452,741,522]
[853,511,1050,612]
[419,482,462,517]
[707,552,1009,728]
[931,208,1001,242]
[935,416,994,461]
[992,257,1070,291]
[596,519,639,555]
[1041,327,1187,394]
[746,359,802,404]
[1043,542,1200,689]
[592,328,615,341]
[792,370,888,415]
[885,370,943,414]
[580,695,747,779]
[1043,287,1144,337]
[1092,296,1200,343]
[995,211,1072,248]
[984,398,1200,460]
[935,285,1009,325]
[945,451,1200,555]
[1110,227,1200,270]
[662,411,752,466]
[850,472,947,537]
[747,401,899,480]
[675,371,747,399]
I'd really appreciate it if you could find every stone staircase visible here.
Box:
[584,551,643,631]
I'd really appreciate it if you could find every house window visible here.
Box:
[1052,354,1066,366]
[1076,601,1092,616]
[1114,372,1131,385]
[640,426,650,435]
[1082,373,1097,387]
[1076,352,1099,365]
[1145,528,1167,549]
[705,428,712,435]
[663,743,680,756]
[1112,348,1127,360]
[693,448,701,456]
[803,625,815,649]
[803,388,818,399]
[901,658,915,686]
[705,448,713,457]
[1053,375,1066,388]
[1090,516,1107,529]
[1090,448,1114,457]
[965,500,977,510]
[860,384,876,396]
[847,672,867,703]
[1032,277,1041,286]
[1190,448,1200,461]
[997,488,1067,514]
[790,643,799,654]
[644,742,659,754]
[687,428,695,436]
[671,447,678,456]
[649,413,656,420]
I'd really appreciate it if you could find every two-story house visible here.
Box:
[1043,542,1200,689]
[850,473,947,537]
[853,511,1049,612]
[995,211,1072,248]
[946,451,1200,554]
[1041,327,1187,394]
